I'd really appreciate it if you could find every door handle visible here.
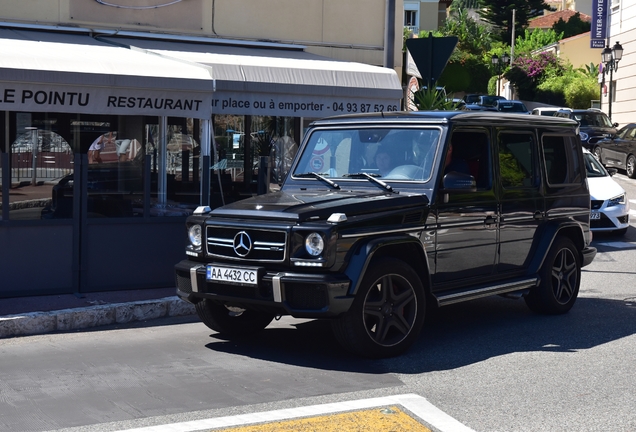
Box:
[533,210,544,220]
[484,215,497,226]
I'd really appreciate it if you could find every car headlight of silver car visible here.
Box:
[188,224,202,247]
[607,193,626,207]
[305,232,324,256]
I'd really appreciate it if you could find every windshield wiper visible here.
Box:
[342,172,397,193]
[295,172,340,189]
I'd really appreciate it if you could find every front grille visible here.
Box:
[206,226,287,262]
[285,283,328,310]
[591,200,603,210]
[591,213,617,228]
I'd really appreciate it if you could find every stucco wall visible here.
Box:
[0,0,403,70]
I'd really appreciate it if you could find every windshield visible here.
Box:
[575,112,613,128]
[584,152,609,178]
[293,127,442,182]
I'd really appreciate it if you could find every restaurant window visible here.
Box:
[146,118,201,217]
[7,114,73,220]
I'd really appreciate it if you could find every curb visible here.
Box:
[0,296,196,339]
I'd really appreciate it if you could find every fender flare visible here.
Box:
[344,235,431,296]
[527,221,586,275]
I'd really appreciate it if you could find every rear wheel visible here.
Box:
[332,258,425,358]
[627,155,636,178]
[525,237,581,314]
[195,299,274,337]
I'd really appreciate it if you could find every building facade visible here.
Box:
[0,0,404,297]
[603,0,635,126]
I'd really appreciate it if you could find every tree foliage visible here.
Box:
[552,12,591,39]
[477,0,552,43]
[537,69,599,108]
[513,28,563,55]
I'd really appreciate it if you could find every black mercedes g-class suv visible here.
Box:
[175,111,597,358]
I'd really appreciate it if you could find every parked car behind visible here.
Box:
[479,95,506,107]
[495,100,529,114]
[554,108,617,150]
[531,107,563,116]
[583,148,629,235]
[594,123,636,178]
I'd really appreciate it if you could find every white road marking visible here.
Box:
[114,393,476,432]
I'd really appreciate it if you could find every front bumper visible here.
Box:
[174,260,353,318]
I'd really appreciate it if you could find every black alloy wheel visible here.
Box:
[332,258,425,358]
[525,237,581,314]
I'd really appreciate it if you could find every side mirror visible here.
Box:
[442,171,477,193]
[613,123,619,128]
[607,168,618,176]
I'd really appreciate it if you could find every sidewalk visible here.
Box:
[0,287,196,339]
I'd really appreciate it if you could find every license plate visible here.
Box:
[207,265,258,285]
[590,211,600,220]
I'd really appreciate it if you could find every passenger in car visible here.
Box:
[375,148,396,176]
[443,140,470,175]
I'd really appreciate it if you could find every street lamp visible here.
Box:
[602,41,623,122]
[491,53,510,97]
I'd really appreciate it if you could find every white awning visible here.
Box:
[0,29,215,119]
[99,36,403,117]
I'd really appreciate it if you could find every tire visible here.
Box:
[593,146,603,163]
[331,258,425,358]
[195,299,274,338]
[627,155,636,179]
[525,237,581,314]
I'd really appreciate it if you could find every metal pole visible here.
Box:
[608,65,613,121]
[26,127,38,186]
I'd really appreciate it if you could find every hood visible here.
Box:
[588,175,625,201]
[211,190,430,222]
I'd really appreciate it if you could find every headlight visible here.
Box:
[579,132,589,142]
[305,232,324,256]
[607,194,626,207]
[188,224,202,247]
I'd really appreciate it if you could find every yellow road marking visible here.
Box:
[213,406,431,432]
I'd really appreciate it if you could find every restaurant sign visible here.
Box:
[0,82,214,119]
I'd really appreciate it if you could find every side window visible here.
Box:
[447,130,491,189]
[498,131,538,188]
[542,135,582,186]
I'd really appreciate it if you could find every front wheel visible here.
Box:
[331,258,425,358]
[593,146,603,163]
[195,299,274,338]
[525,237,581,314]
[627,155,636,179]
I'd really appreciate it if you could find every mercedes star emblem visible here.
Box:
[233,231,252,257]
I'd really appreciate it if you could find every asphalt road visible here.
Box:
[1,174,636,432]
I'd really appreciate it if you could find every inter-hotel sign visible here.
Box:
[591,0,608,49]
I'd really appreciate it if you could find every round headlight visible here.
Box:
[579,131,589,142]
[188,224,202,248]
[305,232,324,256]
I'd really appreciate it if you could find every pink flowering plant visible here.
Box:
[504,52,564,100]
